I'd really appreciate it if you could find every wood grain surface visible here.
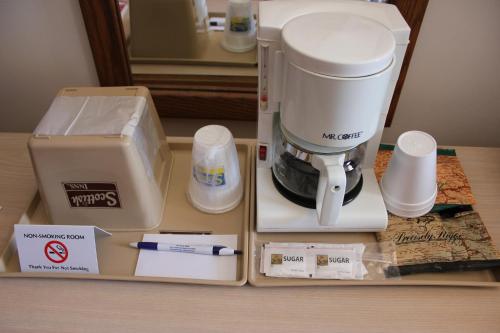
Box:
[79,0,133,86]
[387,0,430,126]
[134,73,258,120]
[1,133,499,333]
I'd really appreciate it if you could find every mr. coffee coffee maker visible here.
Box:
[256,1,411,232]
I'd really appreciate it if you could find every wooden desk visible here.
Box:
[1,132,499,333]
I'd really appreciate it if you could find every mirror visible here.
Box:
[123,0,257,66]
[79,0,428,125]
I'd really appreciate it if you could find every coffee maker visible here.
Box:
[256,1,411,232]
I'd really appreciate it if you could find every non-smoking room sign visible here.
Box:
[15,224,111,274]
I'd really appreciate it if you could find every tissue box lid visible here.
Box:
[34,95,147,137]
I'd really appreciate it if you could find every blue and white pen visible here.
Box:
[129,242,242,256]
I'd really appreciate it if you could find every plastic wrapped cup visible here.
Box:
[380,131,437,218]
[187,125,243,214]
[221,0,256,53]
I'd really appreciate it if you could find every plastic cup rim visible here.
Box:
[186,185,243,214]
[221,38,256,53]
[380,180,437,211]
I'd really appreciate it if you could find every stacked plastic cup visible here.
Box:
[380,131,437,218]
[187,125,243,214]
[221,0,256,53]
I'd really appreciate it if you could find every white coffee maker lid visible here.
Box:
[282,12,396,78]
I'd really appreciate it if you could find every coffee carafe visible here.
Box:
[272,117,366,226]
[256,1,411,232]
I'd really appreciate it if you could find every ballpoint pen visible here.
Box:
[129,242,242,256]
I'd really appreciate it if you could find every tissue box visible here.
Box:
[28,87,172,231]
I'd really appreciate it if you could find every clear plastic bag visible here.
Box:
[258,241,400,281]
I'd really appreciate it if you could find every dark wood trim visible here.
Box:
[133,74,258,93]
[387,0,429,126]
[79,0,132,86]
[134,74,258,120]
[150,90,258,120]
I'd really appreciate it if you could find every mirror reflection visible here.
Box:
[118,0,257,67]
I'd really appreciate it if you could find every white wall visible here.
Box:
[382,0,500,147]
[0,0,99,132]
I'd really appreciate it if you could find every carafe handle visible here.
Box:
[311,154,346,226]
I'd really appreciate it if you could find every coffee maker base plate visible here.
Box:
[256,168,388,232]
